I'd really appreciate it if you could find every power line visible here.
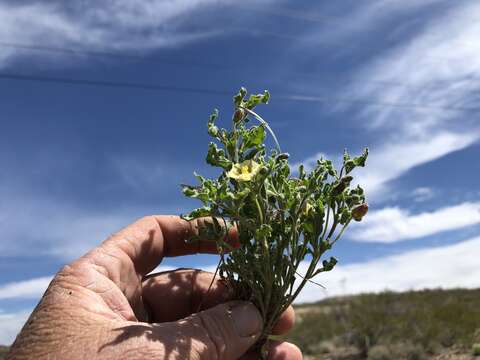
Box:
[277,93,480,113]
[0,41,472,91]
[1,72,478,113]
[0,41,226,70]
[0,72,231,96]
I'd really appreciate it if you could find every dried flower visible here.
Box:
[352,203,369,221]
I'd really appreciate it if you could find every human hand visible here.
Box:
[8,216,302,359]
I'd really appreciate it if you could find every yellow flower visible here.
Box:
[303,202,313,215]
[227,160,261,182]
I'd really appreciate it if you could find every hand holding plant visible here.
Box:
[182,87,369,358]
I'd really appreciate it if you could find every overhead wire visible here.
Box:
[0,3,478,111]
[0,41,226,70]
[1,72,479,113]
[0,72,231,96]
[0,41,471,90]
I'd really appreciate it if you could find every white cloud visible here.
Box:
[303,0,447,45]
[0,265,195,345]
[0,0,270,69]
[296,1,480,201]
[294,131,476,201]
[0,266,177,303]
[0,277,52,300]
[412,187,434,202]
[351,201,480,243]
[296,234,480,303]
[0,310,31,345]
[0,191,140,259]
[350,1,480,136]
[355,131,478,198]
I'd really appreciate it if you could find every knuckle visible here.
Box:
[139,215,158,228]
[53,262,82,284]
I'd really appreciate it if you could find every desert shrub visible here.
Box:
[368,345,391,360]
[286,309,344,354]
[0,346,9,360]
[285,288,480,356]
[368,342,426,360]
[473,343,480,356]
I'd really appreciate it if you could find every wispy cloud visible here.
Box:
[355,132,478,198]
[351,201,480,243]
[0,0,269,69]
[0,192,138,259]
[348,1,480,199]
[0,310,31,345]
[296,1,480,202]
[297,131,476,200]
[349,1,480,135]
[300,0,447,47]
[0,277,51,300]
[297,234,480,303]
[0,265,181,345]
[411,187,435,202]
[0,264,176,301]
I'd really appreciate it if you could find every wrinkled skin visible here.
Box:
[7,215,302,360]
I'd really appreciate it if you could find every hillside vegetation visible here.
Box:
[0,346,8,359]
[2,289,479,359]
[284,288,480,359]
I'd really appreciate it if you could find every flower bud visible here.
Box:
[352,203,368,221]
[331,176,353,196]
[233,108,245,123]
[275,152,290,161]
[259,166,269,176]
[208,125,219,137]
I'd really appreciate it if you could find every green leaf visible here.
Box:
[262,90,270,104]
[243,147,262,160]
[331,176,353,196]
[343,148,351,163]
[302,221,314,234]
[207,110,220,137]
[245,90,270,109]
[181,206,212,221]
[243,125,266,149]
[182,185,198,197]
[255,224,272,240]
[208,108,219,125]
[322,257,338,272]
[344,160,355,174]
[206,142,231,169]
[298,164,305,179]
[339,208,351,224]
[233,87,247,106]
[345,148,369,174]
[353,148,369,167]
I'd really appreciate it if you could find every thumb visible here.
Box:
[172,301,263,360]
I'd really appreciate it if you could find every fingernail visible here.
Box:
[230,302,263,337]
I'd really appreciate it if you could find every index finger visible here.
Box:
[97,215,238,277]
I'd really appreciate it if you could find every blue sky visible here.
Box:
[1,0,480,344]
